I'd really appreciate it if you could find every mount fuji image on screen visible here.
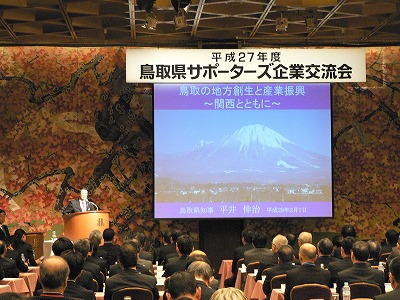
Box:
[155,124,331,203]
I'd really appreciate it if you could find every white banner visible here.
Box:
[126,48,366,83]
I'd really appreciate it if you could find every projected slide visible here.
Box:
[154,83,333,219]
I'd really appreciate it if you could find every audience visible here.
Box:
[210,288,247,300]
[0,292,22,300]
[14,229,41,266]
[104,240,159,300]
[336,240,385,294]
[331,235,342,259]
[164,234,194,277]
[87,232,107,276]
[382,229,399,254]
[162,229,183,265]
[28,256,70,299]
[294,231,312,259]
[154,230,171,264]
[333,224,357,258]
[261,244,298,298]
[0,209,10,241]
[5,236,28,272]
[328,236,356,283]
[0,239,17,278]
[187,261,216,300]
[257,234,288,278]
[375,256,400,300]
[243,231,272,265]
[98,228,120,269]
[133,231,153,261]
[367,239,382,267]
[165,271,200,300]
[284,243,331,300]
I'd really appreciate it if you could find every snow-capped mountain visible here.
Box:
[156,124,331,184]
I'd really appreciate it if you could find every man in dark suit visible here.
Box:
[367,239,382,267]
[381,229,399,254]
[328,236,356,283]
[257,234,288,279]
[99,228,120,269]
[35,250,95,300]
[0,239,18,278]
[375,256,400,300]
[74,239,104,292]
[104,241,159,300]
[224,228,254,287]
[5,236,28,272]
[62,189,98,214]
[51,237,94,292]
[284,243,331,300]
[27,256,76,300]
[314,238,340,268]
[158,229,182,265]
[187,261,216,300]
[164,234,194,278]
[333,224,357,259]
[166,271,201,300]
[0,210,10,241]
[262,245,298,298]
[244,231,274,265]
[337,240,385,295]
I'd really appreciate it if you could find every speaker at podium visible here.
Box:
[62,211,110,242]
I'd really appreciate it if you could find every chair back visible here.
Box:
[261,267,271,276]
[237,257,245,269]
[92,279,98,292]
[270,274,287,290]
[111,287,153,300]
[290,283,331,300]
[348,282,381,299]
[379,252,391,262]
[246,261,260,274]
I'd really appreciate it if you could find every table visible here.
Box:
[96,290,165,300]
[0,285,12,293]
[250,280,266,300]
[235,268,246,289]
[19,272,38,296]
[218,259,233,288]
[243,273,257,299]
[270,288,284,300]
[28,266,40,277]
[0,277,30,297]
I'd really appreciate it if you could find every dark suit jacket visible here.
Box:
[284,263,331,300]
[164,255,188,277]
[76,269,95,292]
[17,242,38,266]
[381,243,396,255]
[315,255,340,268]
[5,248,28,272]
[256,253,279,279]
[197,280,215,300]
[0,256,19,278]
[86,255,107,277]
[105,268,159,300]
[63,199,97,214]
[158,243,177,265]
[0,224,10,241]
[109,262,153,277]
[27,295,81,300]
[262,263,298,297]
[244,248,274,265]
[328,256,353,283]
[83,260,103,292]
[99,242,120,268]
[232,243,254,273]
[336,262,385,295]
[374,287,400,300]
[36,281,95,300]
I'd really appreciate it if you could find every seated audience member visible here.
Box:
[333,224,357,258]
[209,288,247,300]
[5,236,28,272]
[51,237,94,292]
[284,243,331,300]
[165,271,200,300]
[0,292,23,300]
[104,241,159,300]
[367,239,382,267]
[164,234,194,277]
[224,228,253,287]
[133,231,153,261]
[382,229,399,254]
[374,256,400,300]
[328,236,356,283]
[314,238,340,268]
[132,236,154,275]
[74,239,104,292]
[0,239,17,278]
[332,235,343,259]
[244,231,273,265]
[186,250,219,290]
[99,228,120,268]
[285,233,297,248]
[187,261,216,300]
[384,235,400,282]
[163,229,183,265]
[294,231,312,259]
[28,256,70,300]
[337,240,385,294]
[262,244,298,298]
[87,234,107,276]
[88,230,107,260]
[153,230,171,264]
[257,234,288,277]
[14,228,41,266]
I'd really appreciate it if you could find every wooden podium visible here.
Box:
[25,232,45,258]
[62,211,109,242]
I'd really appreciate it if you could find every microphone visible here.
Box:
[87,200,99,211]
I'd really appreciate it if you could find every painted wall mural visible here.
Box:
[0,46,398,246]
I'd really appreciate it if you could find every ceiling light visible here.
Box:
[174,10,188,30]
[276,14,288,32]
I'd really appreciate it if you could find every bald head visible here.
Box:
[39,256,69,293]
[299,243,317,263]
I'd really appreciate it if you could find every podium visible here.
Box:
[62,211,109,242]
[25,232,45,258]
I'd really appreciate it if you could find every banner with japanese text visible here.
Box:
[126,48,366,83]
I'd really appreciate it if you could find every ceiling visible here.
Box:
[0,0,399,48]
